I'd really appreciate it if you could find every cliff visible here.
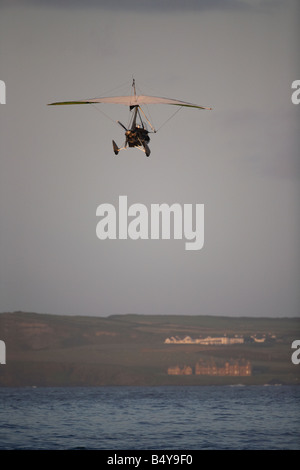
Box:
[0,311,299,386]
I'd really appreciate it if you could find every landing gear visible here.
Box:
[143,142,151,157]
[112,138,151,157]
[112,140,119,155]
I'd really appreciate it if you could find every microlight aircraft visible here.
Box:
[48,79,212,157]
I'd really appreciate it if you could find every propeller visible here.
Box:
[117,121,128,131]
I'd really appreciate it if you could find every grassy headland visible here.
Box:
[0,311,299,386]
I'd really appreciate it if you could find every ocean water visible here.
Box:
[0,385,299,450]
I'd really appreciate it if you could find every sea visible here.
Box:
[0,385,299,451]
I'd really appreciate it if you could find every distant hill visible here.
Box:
[0,311,299,386]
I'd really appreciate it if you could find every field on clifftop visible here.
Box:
[0,312,299,386]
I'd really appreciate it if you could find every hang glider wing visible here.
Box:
[48,95,212,110]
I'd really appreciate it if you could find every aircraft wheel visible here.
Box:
[112,140,119,155]
[144,143,151,157]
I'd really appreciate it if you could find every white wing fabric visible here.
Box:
[48,95,212,110]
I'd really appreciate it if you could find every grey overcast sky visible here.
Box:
[0,0,299,317]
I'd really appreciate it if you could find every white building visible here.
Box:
[165,335,244,345]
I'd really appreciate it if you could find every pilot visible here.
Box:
[136,125,150,143]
